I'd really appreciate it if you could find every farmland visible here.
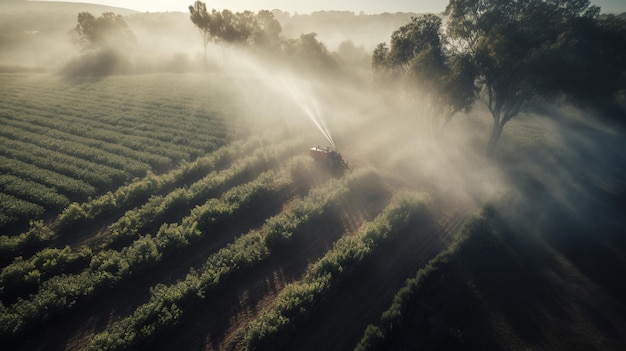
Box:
[1,64,623,350]
[0,71,470,350]
[1,1,626,349]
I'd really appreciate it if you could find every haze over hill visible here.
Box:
[23,0,626,14]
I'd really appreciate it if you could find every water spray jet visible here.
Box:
[280,78,335,148]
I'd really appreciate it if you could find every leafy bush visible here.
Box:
[243,192,429,350]
[0,221,53,261]
[86,168,375,350]
[354,209,494,351]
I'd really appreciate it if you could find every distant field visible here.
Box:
[0,73,244,232]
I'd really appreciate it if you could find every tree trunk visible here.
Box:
[486,117,505,156]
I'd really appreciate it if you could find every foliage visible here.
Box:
[0,245,92,302]
[547,14,626,115]
[354,208,498,351]
[374,0,624,151]
[0,221,53,263]
[0,74,236,231]
[444,0,606,152]
[86,168,377,350]
[189,1,212,56]
[243,192,430,350]
[373,14,476,131]
[74,12,135,50]
[189,1,283,57]
[188,2,338,74]
[0,150,308,341]
[64,12,137,76]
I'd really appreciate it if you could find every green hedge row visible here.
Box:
[0,155,96,199]
[242,192,430,351]
[0,104,199,162]
[86,168,377,351]
[0,136,123,189]
[0,140,303,308]
[0,245,92,303]
[0,114,172,171]
[354,209,494,351]
[101,148,277,250]
[0,194,44,229]
[55,137,264,233]
[0,221,53,261]
[0,174,69,211]
[0,168,291,340]
[0,123,150,178]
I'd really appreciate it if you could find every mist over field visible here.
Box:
[0,1,625,350]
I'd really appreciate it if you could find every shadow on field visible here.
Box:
[284,211,447,351]
[370,113,626,350]
[145,179,392,351]
[5,185,292,351]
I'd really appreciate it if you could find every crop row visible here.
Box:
[53,135,295,235]
[241,192,430,351]
[0,136,127,189]
[0,155,96,199]
[0,114,172,171]
[0,221,54,265]
[2,146,291,300]
[0,93,230,159]
[0,106,195,163]
[354,210,493,351]
[101,148,282,250]
[0,73,245,233]
[0,121,150,177]
[0,175,69,213]
[0,194,44,229]
[0,164,297,340]
[0,137,265,268]
[0,137,274,294]
[86,168,379,351]
[0,245,92,303]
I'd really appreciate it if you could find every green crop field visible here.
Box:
[1,66,626,351]
[0,71,459,351]
[1,1,626,349]
[0,73,244,231]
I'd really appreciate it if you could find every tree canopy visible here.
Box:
[189,1,282,59]
[375,0,625,153]
[372,14,477,131]
[443,0,624,152]
[74,12,134,51]
[187,2,338,75]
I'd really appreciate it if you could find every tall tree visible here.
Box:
[74,12,134,50]
[550,14,626,118]
[252,10,282,50]
[372,14,477,131]
[189,2,283,55]
[445,0,601,153]
[189,1,213,59]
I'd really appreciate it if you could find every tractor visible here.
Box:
[309,145,348,172]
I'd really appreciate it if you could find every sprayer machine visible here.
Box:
[309,145,349,171]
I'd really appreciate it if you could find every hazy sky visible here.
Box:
[31,0,626,14]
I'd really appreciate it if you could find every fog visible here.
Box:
[1,1,624,232]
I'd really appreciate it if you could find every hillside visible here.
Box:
[0,0,137,14]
